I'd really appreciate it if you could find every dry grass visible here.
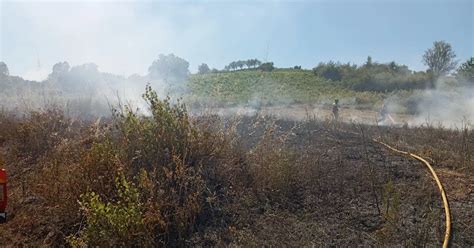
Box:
[0,89,472,247]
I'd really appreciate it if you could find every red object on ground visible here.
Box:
[0,169,7,217]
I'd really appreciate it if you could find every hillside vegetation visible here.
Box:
[188,69,387,107]
[2,50,472,114]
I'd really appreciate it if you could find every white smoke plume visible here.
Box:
[410,79,474,128]
[23,68,49,81]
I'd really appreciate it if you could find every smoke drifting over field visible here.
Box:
[0,59,189,118]
[410,81,474,128]
[2,67,474,129]
[378,78,474,128]
[1,2,472,127]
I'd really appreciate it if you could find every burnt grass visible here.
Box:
[190,116,473,247]
[0,111,473,247]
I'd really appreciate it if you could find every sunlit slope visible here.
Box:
[188,69,383,105]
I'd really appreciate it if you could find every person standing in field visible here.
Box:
[378,102,388,124]
[332,99,339,121]
[378,102,396,125]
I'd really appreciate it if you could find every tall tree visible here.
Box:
[259,62,274,72]
[148,54,190,83]
[365,56,373,67]
[312,61,343,81]
[48,61,70,80]
[456,57,474,84]
[237,60,244,70]
[229,61,237,71]
[423,41,457,87]
[198,63,210,74]
[0,62,9,76]
[246,59,254,68]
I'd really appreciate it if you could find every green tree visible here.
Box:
[456,57,474,83]
[48,61,70,80]
[236,60,245,70]
[148,54,190,83]
[245,59,254,68]
[228,61,237,71]
[423,41,457,87]
[259,62,275,72]
[312,61,343,81]
[365,56,373,67]
[0,62,9,76]
[197,63,210,74]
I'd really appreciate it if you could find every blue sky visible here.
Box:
[0,0,472,80]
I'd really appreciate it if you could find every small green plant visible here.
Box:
[375,180,402,245]
[381,180,401,221]
[67,173,151,247]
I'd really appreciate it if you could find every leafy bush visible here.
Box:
[312,61,345,81]
[312,60,428,92]
[259,62,275,72]
[67,174,151,247]
[108,84,228,245]
[1,86,232,246]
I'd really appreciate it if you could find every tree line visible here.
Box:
[198,59,276,74]
[1,41,472,93]
[312,41,473,91]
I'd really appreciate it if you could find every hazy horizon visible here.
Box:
[1,0,472,81]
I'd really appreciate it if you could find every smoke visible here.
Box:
[1,2,471,126]
[0,59,190,119]
[409,79,474,128]
[381,78,474,129]
[23,68,49,81]
[2,1,286,78]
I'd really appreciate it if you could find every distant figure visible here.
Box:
[332,99,339,121]
[378,103,388,123]
[378,103,395,124]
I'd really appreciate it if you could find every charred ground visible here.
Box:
[0,97,472,246]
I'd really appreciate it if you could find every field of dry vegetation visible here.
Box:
[0,86,472,247]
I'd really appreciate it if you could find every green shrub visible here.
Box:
[113,84,194,171]
[110,85,228,245]
[67,173,151,247]
[259,62,275,72]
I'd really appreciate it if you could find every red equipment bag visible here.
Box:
[0,169,7,221]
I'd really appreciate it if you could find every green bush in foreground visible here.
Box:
[66,85,227,247]
[68,174,150,247]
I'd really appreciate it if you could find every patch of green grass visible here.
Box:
[187,69,387,107]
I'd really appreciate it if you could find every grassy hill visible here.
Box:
[187,69,386,107]
[0,67,420,113]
